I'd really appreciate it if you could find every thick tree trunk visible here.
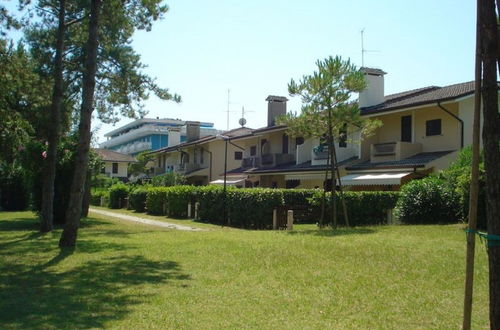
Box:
[59,0,101,247]
[481,0,500,327]
[40,0,66,233]
[81,170,91,217]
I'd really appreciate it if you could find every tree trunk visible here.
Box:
[40,0,66,233]
[332,142,350,227]
[319,153,329,228]
[81,170,91,217]
[327,109,337,229]
[59,0,101,247]
[481,0,500,326]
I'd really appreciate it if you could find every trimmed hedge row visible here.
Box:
[310,191,400,226]
[108,184,129,209]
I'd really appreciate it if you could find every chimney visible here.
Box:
[167,127,181,147]
[185,121,200,142]
[266,95,288,126]
[359,67,386,108]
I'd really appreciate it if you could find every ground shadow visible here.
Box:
[0,252,189,329]
[286,227,377,237]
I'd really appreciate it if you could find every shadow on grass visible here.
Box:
[287,227,377,237]
[0,247,189,329]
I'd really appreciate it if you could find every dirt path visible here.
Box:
[89,208,205,231]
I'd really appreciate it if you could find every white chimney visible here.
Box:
[266,95,288,126]
[167,127,181,147]
[359,67,386,108]
[185,121,201,142]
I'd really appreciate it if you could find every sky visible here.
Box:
[17,0,478,143]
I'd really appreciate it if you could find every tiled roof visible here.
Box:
[93,149,137,162]
[361,81,475,115]
[346,151,454,171]
[244,157,358,174]
[360,67,386,76]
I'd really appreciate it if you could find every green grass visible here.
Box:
[0,211,489,329]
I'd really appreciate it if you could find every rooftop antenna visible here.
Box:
[224,89,238,130]
[360,28,380,67]
[238,106,254,127]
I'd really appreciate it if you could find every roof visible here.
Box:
[93,149,137,162]
[103,118,215,137]
[361,81,475,116]
[346,151,454,171]
[242,157,358,175]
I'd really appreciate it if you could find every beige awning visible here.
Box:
[209,177,246,186]
[339,172,411,186]
[285,173,330,181]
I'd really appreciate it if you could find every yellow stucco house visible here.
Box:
[150,69,490,190]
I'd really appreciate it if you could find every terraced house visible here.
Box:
[150,68,492,190]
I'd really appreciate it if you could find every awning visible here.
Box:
[209,177,246,186]
[339,172,411,186]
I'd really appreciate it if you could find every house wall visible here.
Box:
[104,161,128,178]
[208,140,244,178]
[459,96,485,147]
[366,103,462,154]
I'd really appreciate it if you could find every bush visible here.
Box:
[145,187,169,215]
[129,187,149,212]
[151,172,187,187]
[310,191,400,226]
[227,188,284,228]
[108,184,129,209]
[395,176,460,224]
[0,165,29,211]
[165,185,198,218]
[90,189,109,206]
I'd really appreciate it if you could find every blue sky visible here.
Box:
[12,0,477,143]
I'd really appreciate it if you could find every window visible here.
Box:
[234,151,243,160]
[112,163,118,174]
[250,146,257,156]
[426,119,442,136]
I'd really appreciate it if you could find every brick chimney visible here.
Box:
[266,95,288,126]
[185,121,200,142]
[359,67,386,108]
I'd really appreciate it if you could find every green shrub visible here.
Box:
[166,185,198,218]
[108,184,129,209]
[395,176,460,224]
[146,187,169,215]
[310,191,400,226]
[151,172,187,187]
[90,189,109,206]
[197,185,226,223]
[129,187,149,212]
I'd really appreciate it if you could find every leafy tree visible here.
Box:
[278,56,380,228]
[59,0,180,247]
[151,172,187,187]
[128,151,155,178]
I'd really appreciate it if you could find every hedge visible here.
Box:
[108,184,129,209]
[90,189,109,206]
[146,187,169,215]
[310,191,400,226]
[395,176,460,224]
[129,187,149,212]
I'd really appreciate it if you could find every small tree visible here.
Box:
[128,151,155,178]
[278,56,380,228]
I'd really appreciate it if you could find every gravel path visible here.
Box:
[89,207,205,231]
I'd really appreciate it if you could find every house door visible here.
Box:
[401,115,412,142]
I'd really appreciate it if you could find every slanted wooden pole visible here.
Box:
[463,1,482,328]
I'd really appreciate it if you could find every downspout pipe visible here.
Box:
[437,102,464,149]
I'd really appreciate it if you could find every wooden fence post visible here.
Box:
[273,208,278,230]
[188,203,192,218]
[287,210,294,231]
[195,202,200,220]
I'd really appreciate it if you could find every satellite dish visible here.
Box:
[239,118,247,127]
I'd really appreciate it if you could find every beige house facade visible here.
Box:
[94,149,137,179]
[150,72,495,190]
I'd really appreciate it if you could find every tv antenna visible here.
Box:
[224,89,238,130]
[360,28,380,67]
[238,106,254,127]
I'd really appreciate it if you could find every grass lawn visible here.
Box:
[0,210,489,329]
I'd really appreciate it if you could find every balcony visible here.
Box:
[242,157,260,168]
[370,141,422,163]
[260,153,295,168]
[176,163,206,174]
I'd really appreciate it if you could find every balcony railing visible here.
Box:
[260,153,295,167]
[242,157,260,168]
[370,141,422,163]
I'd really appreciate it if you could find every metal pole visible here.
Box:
[223,138,228,225]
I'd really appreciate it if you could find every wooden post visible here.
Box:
[163,200,167,216]
[287,210,294,231]
[195,202,200,220]
[100,196,105,207]
[386,209,393,225]
[273,208,278,230]
[187,203,192,218]
[463,1,482,328]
